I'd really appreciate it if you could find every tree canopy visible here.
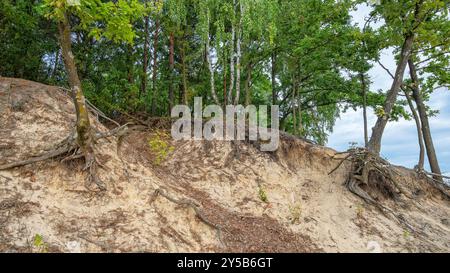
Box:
[0,0,448,153]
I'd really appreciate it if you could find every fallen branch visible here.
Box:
[328,153,351,175]
[422,170,450,181]
[85,98,120,127]
[94,122,131,140]
[59,87,120,127]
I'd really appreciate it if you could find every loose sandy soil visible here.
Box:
[0,77,449,253]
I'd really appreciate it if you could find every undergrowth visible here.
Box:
[148,130,175,165]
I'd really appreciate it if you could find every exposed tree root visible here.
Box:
[0,124,133,191]
[330,148,417,232]
[77,233,113,252]
[150,188,225,247]
[224,140,242,167]
[82,150,106,191]
[419,170,450,200]
[0,174,12,181]
[0,132,77,171]
[328,153,351,176]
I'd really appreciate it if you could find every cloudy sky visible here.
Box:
[326,4,450,174]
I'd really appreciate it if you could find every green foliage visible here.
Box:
[0,0,58,80]
[32,234,48,253]
[375,106,386,118]
[147,131,175,165]
[403,229,411,239]
[41,0,146,44]
[1,0,448,148]
[289,203,302,224]
[258,186,268,203]
[369,0,450,113]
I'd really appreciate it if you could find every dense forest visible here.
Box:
[0,0,449,179]
[1,0,450,254]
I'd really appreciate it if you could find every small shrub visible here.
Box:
[289,203,302,224]
[32,234,48,253]
[403,230,410,239]
[147,131,174,165]
[258,187,268,203]
[356,204,364,219]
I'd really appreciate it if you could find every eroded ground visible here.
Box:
[0,77,449,253]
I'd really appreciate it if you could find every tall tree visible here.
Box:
[0,0,58,82]
[57,10,93,167]
[359,72,369,147]
[367,0,443,154]
[44,0,144,187]
[271,52,277,105]
[168,31,175,113]
[404,88,425,171]
[200,1,219,104]
[151,17,160,114]
[140,12,150,100]
[378,60,425,170]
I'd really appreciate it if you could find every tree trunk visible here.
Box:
[223,50,228,108]
[127,44,134,85]
[368,33,414,153]
[360,72,369,148]
[403,88,425,171]
[234,0,243,105]
[244,63,252,106]
[58,12,94,164]
[292,78,297,134]
[180,43,188,105]
[151,18,159,115]
[168,32,175,115]
[228,9,236,105]
[51,49,60,79]
[297,91,302,136]
[368,0,425,154]
[271,51,277,105]
[205,12,219,105]
[408,58,442,181]
[140,15,150,100]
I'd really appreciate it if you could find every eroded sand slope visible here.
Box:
[0,77,449,252]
